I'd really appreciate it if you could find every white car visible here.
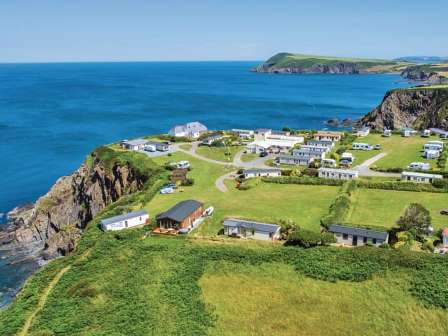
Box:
[203,206,214,216]
[160,187,174,194]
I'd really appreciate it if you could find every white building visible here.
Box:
[121,139,149,151]
[356,127,370,137]
[242,168,281,179]
[424,149,440,159]
[231,129,254,140]
[313,131,343,142]
[168,121,207,138]
[101,210,149,231]
[292,148,325,160]
[223,218,281,241]
[401,171,443,183]
[408,162,431,171]
[300,145,329,153]
[318,168,359,180]
[247,129,304,154]
[352,142,373,151]
[307,139,335,149]
[277,154,314,166]
[201,134,224,146]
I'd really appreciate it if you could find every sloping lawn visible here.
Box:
[147,152,338,235]
[196,145,243,162]
[348,188,448,230]
[342,133,440,169]
[200,261,448,336]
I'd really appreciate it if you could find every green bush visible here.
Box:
[321,181,356,228]
[262,176,344,186]
[286,230,335,248]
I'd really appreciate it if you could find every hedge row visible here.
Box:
[263,176,448,193]
[320,180,357,228]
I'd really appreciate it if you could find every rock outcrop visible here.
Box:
[358,87,448,130]
[0,150,150,259]
[401,66,447,85]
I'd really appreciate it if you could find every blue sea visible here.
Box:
[0,61,408,307]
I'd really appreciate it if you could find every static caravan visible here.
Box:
[424,143,443,152]
[383,129,392,137]
[101,210,149,231]
[352,142,373,151]
[401,171,443,183]
[318,168,358,180]
[300,145,329,153]
[329,224,388,247]
[277,154,314,166]
[307,140,335,149]
[407,162,430,171]
[243,168,281,179]
[223,218,281,241]
[341,152,354,163]
[322,158,337,167]
[424,149,440,159]
[292,148,325,159]
[121,139,149,151]
[356,127,370,137]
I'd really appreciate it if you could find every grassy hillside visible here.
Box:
[257,52,408,73]
[2,233,448,336]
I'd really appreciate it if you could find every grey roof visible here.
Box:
[122,139,148,146]
[243,168,281,174]
[170,121,207,135]
[156,200,203,222]
[256,128,272,133]
[223,218,280,233]
[101,210,148,225]
[430,128,448,135]
[328,224,388,240]
[278,154,314,161]
[271,130,289,135]
[146,140,168,147]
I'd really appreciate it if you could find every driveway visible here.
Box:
[353,152,400,177]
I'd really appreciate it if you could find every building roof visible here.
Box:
[146,140,168,147]
[243,168,281,175]
[402,171,443,178]
[308,139,334,144]
[223,218,280,233]
[429,128,448,135]
[329,224,388,240]
[271,130,289,135]
[248,139,300,149]
[315,131,342,136]
[170,121,207,135]
[293,148,324,155]
[156,199,203,222]
[101,210,148,226]
[255,128,272,133]
[318,167,358,175]
[122,139,148,146]
[278,154,314,162]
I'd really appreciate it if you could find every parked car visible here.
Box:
[160,187,174,194]
[203,206,214,216]
[374,144,381,150]
[259,151,268,157]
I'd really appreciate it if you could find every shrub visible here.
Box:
[181,178,195,186]
[321,181,356,228]
[286,230,336,248]
[262,176,344,187]
[397,203,432,236]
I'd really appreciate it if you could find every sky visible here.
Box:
[1,0,447,63]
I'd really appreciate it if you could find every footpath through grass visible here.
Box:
[3,234,448,336]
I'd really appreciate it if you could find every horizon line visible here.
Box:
[0,59,263,65]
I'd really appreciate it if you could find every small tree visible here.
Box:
[397,203,431,235]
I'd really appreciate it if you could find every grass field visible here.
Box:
[348,188,448,230]
[196,145,243,162]
[240,152,258,162]
[201,261,448,336]
[147,152,338,234]
[340,133,441,169]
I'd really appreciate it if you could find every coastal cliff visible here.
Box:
[358,87,448,130]
[0,147,159,259]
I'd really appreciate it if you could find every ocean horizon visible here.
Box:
[0,61,409,307]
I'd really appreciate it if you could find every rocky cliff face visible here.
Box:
[358,88,448,130]
[0,151,148,259]
[252,61,361,74]
[401,66,447,85]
